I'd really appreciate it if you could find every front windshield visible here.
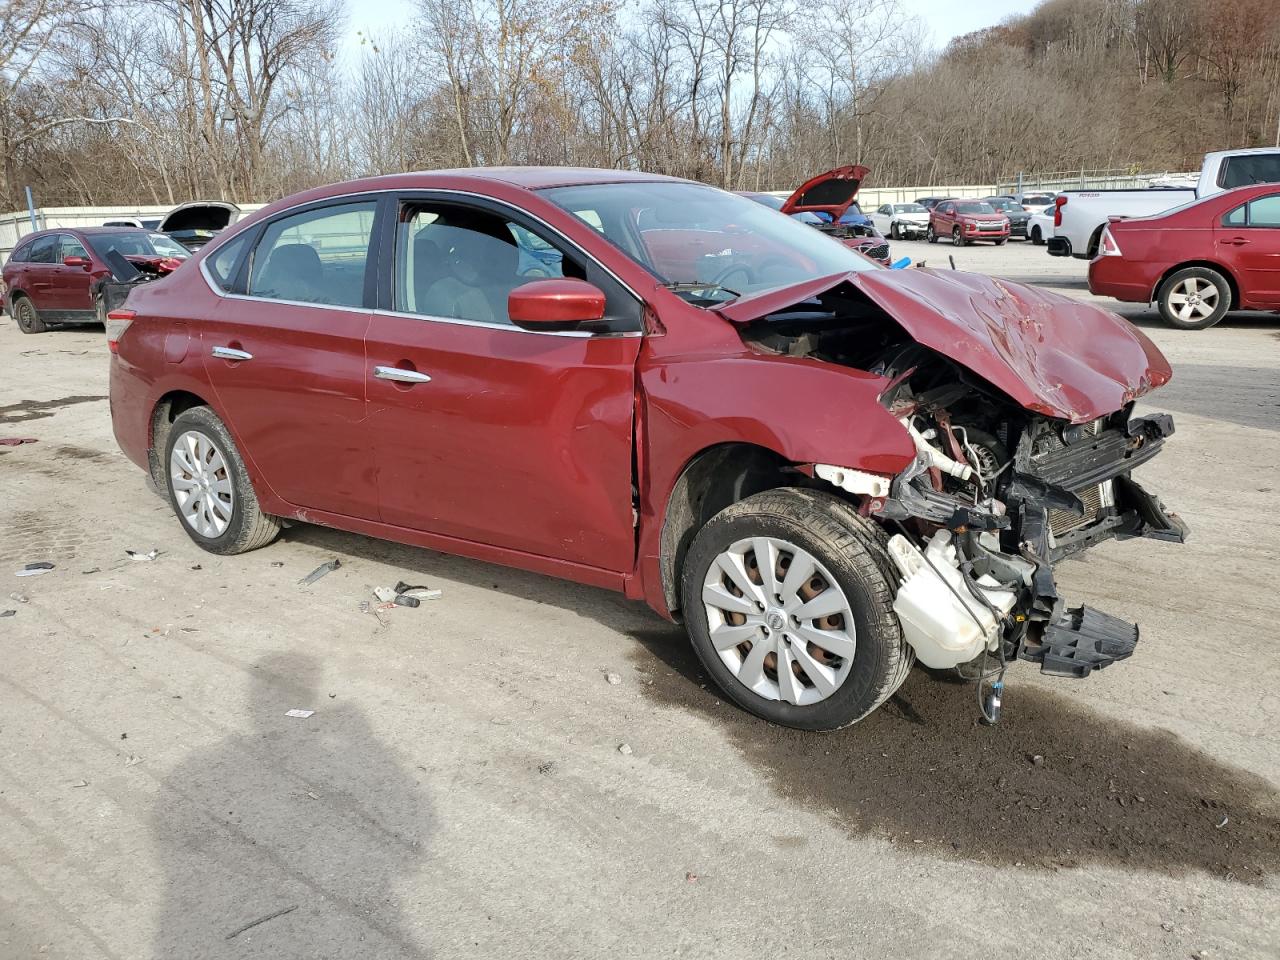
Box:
[894,203,926,213]
[987,199,1018,212]
[957,202,997,215]
[541,181,878,304]
[745,193,785,211]
[86,231,190,260]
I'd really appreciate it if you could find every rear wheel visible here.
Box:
[681,488,912,731]
[1156,266,1231,330]
[164,406,281,554]
[12,296,47,334]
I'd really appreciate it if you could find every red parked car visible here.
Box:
[927,199,1010,246]
[1088,182,1280,330]
[108,168,1185,731]
[3,227,188,333]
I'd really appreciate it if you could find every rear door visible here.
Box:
[20,235,58,308]
[1219,192,1280,305]
[364,194,643,572]
[202,198,381,519]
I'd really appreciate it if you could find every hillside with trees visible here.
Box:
[2,0,1278,208]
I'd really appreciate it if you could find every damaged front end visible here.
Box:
[727,269,1187,708]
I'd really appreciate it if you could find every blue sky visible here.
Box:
[340,0,1037,64]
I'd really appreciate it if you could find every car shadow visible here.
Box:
[628,626,1280,884]
[149,652,434,957]
[284,524,1280,884]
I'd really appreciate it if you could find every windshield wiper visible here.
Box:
[659,281,741,302]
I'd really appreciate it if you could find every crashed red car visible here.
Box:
[108,168,1185,731]
[3,227,188,333]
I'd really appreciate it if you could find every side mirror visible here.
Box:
[508,278,606,331]
[63,255,90,269]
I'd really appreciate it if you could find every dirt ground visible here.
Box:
[1,239,1277,959]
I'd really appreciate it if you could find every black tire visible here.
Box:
[163,406,281,554]
[12,295,47,334]
[890,223,899,241]
[926,224,937,244]
[1156,266,1231,330]
[995,238,1007,246]
[680,488,913,731]
[952,227,966,247]
[1030,225,1044,246]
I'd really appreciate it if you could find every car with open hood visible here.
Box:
[107,167,1185,732]
[742,166,890,265]
[157,201,241,251]
[3,226,188,333]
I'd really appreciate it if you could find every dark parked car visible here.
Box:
[108,167,1184,731]
[915,196,953,211]
[1088,182,1280,329]
[3,227,188,333]
[927,199,1010,246]
[984,197,1031,238]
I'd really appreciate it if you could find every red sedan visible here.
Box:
[1089,182,1280,329]
[2,227,189,333]
[108,168,1185,731]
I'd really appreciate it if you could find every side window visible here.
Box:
[1219,155,1280,190]
[1223,204,1246,226]
[9,241,31,263]
[27,236,57,264]
[248,201,376,306]
[1246,195,1280,227]
[206,232,252,291]
[59,235,88,261]
[394,204,586,326]
[939,203,951,215]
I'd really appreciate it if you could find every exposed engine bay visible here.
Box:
[739,282,1188,719]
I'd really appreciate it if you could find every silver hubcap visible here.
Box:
[702,537,856,706]
[169,430,234,538]
[1168,277,1219,322]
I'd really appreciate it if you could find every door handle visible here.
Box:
[211,346,253,361]
[374,365,432,384]
[1220,237,1250,246]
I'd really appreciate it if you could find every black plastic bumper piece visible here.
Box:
[1020,605,1139,678]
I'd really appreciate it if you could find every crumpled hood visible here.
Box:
[717,269,1172,423]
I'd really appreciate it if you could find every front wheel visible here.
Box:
[681,488,913,731]
[164,406,281,554]
[1030,225,1044,245]
[995,238,1007,246]
[952,227,966,247]
[1156,266,1231,330]
[926,225,937,244]
[890,223,899,240]
[12,296,47,334]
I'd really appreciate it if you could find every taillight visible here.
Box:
[1053,195,1068,227]
[105,308,135,354]
[1099,228,1122,257]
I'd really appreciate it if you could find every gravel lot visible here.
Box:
[1,239,1277,959]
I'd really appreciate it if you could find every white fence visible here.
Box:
[0,204,266,263]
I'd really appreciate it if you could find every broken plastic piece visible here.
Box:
[298,559,340,585]
[393,594,420,608]
[373,585,398,603]
[887,531,1016,669]
[0,610,15,618]
[0,437,38,446]
[126,549,159,561]
[284,709,314,719]
[1020,604,1138,678]
[394,581,442,601]
[15,562,54,577]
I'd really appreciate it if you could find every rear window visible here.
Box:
[1219,154,1280,190]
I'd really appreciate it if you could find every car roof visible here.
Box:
[330,166,688,194]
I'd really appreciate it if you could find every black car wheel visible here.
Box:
[12,296,47,334]
[952,227,966,247]
[926,225,937,244]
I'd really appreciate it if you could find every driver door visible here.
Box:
[364,197,643,573]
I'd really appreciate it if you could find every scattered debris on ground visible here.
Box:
[372,581,442,608]
[298,559,340,585]
[15,562,54,577]
[618,743,633,755]
[284,709,314,719]
[1,609,15,618]
[125,549,159,561]
[224,905,298,941]
[0,437,38,446]
[605,672,622,685]
[8,593,28,603]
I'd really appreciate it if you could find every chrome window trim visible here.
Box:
[196,185,646,324]
[371,307,642,339]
